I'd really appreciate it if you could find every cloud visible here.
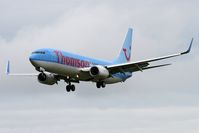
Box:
[0,107,199,133]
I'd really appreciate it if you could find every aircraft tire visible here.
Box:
[102,82,106,88]
[96,82,101,88]
[71,85,75,91]
[66,85,71,92]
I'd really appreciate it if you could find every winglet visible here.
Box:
[181,38,193,55]
[6,60,10,75]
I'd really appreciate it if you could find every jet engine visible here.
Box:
[89,65,109,80]
[37,73,57,85]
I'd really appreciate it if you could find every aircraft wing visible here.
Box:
[107,38,193,74]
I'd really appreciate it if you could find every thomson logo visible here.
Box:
[54,50,90,68]
[123,47,131,62]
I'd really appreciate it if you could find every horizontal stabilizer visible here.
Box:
[5,60,38,76]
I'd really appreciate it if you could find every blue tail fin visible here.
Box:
[113,28,133,64]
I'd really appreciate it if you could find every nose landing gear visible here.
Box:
[64,76,80,92]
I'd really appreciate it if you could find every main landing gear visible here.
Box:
[65,76,77,92]
[96,82,106,88]
[66,83,75,92]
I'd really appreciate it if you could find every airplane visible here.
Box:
[6,28,193,92]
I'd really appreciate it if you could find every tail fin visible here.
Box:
[113,28,133,64]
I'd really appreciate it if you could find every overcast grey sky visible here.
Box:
[0,0,199,133]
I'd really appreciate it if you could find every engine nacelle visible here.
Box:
[37,73,57,85]
[89,65,109,80]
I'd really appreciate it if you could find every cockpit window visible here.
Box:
[32,51,45,54]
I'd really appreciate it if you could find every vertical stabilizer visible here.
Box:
[113,28,133,64]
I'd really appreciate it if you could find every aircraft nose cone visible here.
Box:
[29,55,34,61]
[29,54,37,64]
[29,54,38,67]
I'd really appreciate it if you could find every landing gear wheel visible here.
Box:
[66,85,71,92]
[102,82,106,88]
[96,82,106,88]
[71,85,75,91]
[96,82,101,88]
[66,84,76,92]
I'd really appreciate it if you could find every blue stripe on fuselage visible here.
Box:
[30,48,112,67]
